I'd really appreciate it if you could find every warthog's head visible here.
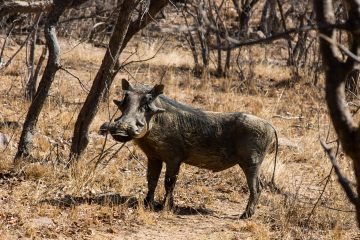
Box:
[100,79,165,142]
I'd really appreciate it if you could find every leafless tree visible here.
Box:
[9,0,91,162]
[314,0,360,226]
[259,0,278,36]
[232,0,260,37]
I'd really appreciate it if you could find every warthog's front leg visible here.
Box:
[163,161,181,210]
[144,158,163,210]
[239,160,263,219]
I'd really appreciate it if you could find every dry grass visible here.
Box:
[0,36,359,239]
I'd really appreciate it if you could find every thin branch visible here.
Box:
[0,17,20,65]
[272,115,304,120]
[319,33,360,63]
[213,23,349,50]
[307,140,339,223]
[115,37,168,73]
[0,14,42,70]
[320,140,358,205]
[59,66,90,93]
[0,0,53,18]
[58,8,113,24]
[125,145,146,169]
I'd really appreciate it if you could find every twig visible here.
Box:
[272,115,304,120]
[122,66,138,81]
[2,111,27,153]
[125,145,146,169]
[59,8,113,24]
[97,142,126,170]
[116,38,169,72]
[159,69,167,84]
[59,66,90,93]
[320,140,358,205]
[212,23,349,50]
[319,33,360,63]
[0,15,42,70]
[0,17,20,65]
[307,140,339,223]
[276,0,295,65]
[296,198,356,213]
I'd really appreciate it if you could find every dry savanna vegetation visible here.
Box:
[0,0,360,239]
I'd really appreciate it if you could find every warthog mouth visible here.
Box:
[100,121,147,142]
[111,131,133,142]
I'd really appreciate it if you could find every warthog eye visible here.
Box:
[139,104,150,113]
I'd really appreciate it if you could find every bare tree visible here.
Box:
[259,0,278,36]
[314,0,360,225]
[12,0,90,161]
[232,0,259,37]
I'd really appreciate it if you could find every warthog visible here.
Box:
[101,79,278,219]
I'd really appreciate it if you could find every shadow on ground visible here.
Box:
[41,193,139,208]
[41,193,214,216]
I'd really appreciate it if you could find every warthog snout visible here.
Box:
[99,121,133,141]
[99,120,145,142]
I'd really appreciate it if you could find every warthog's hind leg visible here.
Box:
[239,160,263,219]
[144,158,163,210]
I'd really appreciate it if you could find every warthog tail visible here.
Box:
[271,126,278,187]
[267,124,280,193]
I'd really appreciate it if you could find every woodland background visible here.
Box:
[0,0,359,239]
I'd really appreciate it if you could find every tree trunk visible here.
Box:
[238,0,259,37]
[14,1,73,162]
[70,0,169,160]
[69,0,138,160]
[259,0,277,36]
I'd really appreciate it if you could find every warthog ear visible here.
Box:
[122,79,133,91]
[113,99,123,108]
[151,84,164,97]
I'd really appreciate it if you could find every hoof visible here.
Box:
[144,198,162,211]
[269,183,281,194]
[240,211,253,219]
[162,199,175,211]
[143,197,155,210]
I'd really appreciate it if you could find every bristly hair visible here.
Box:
[154,95,222,136]
[157,95,206,116]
